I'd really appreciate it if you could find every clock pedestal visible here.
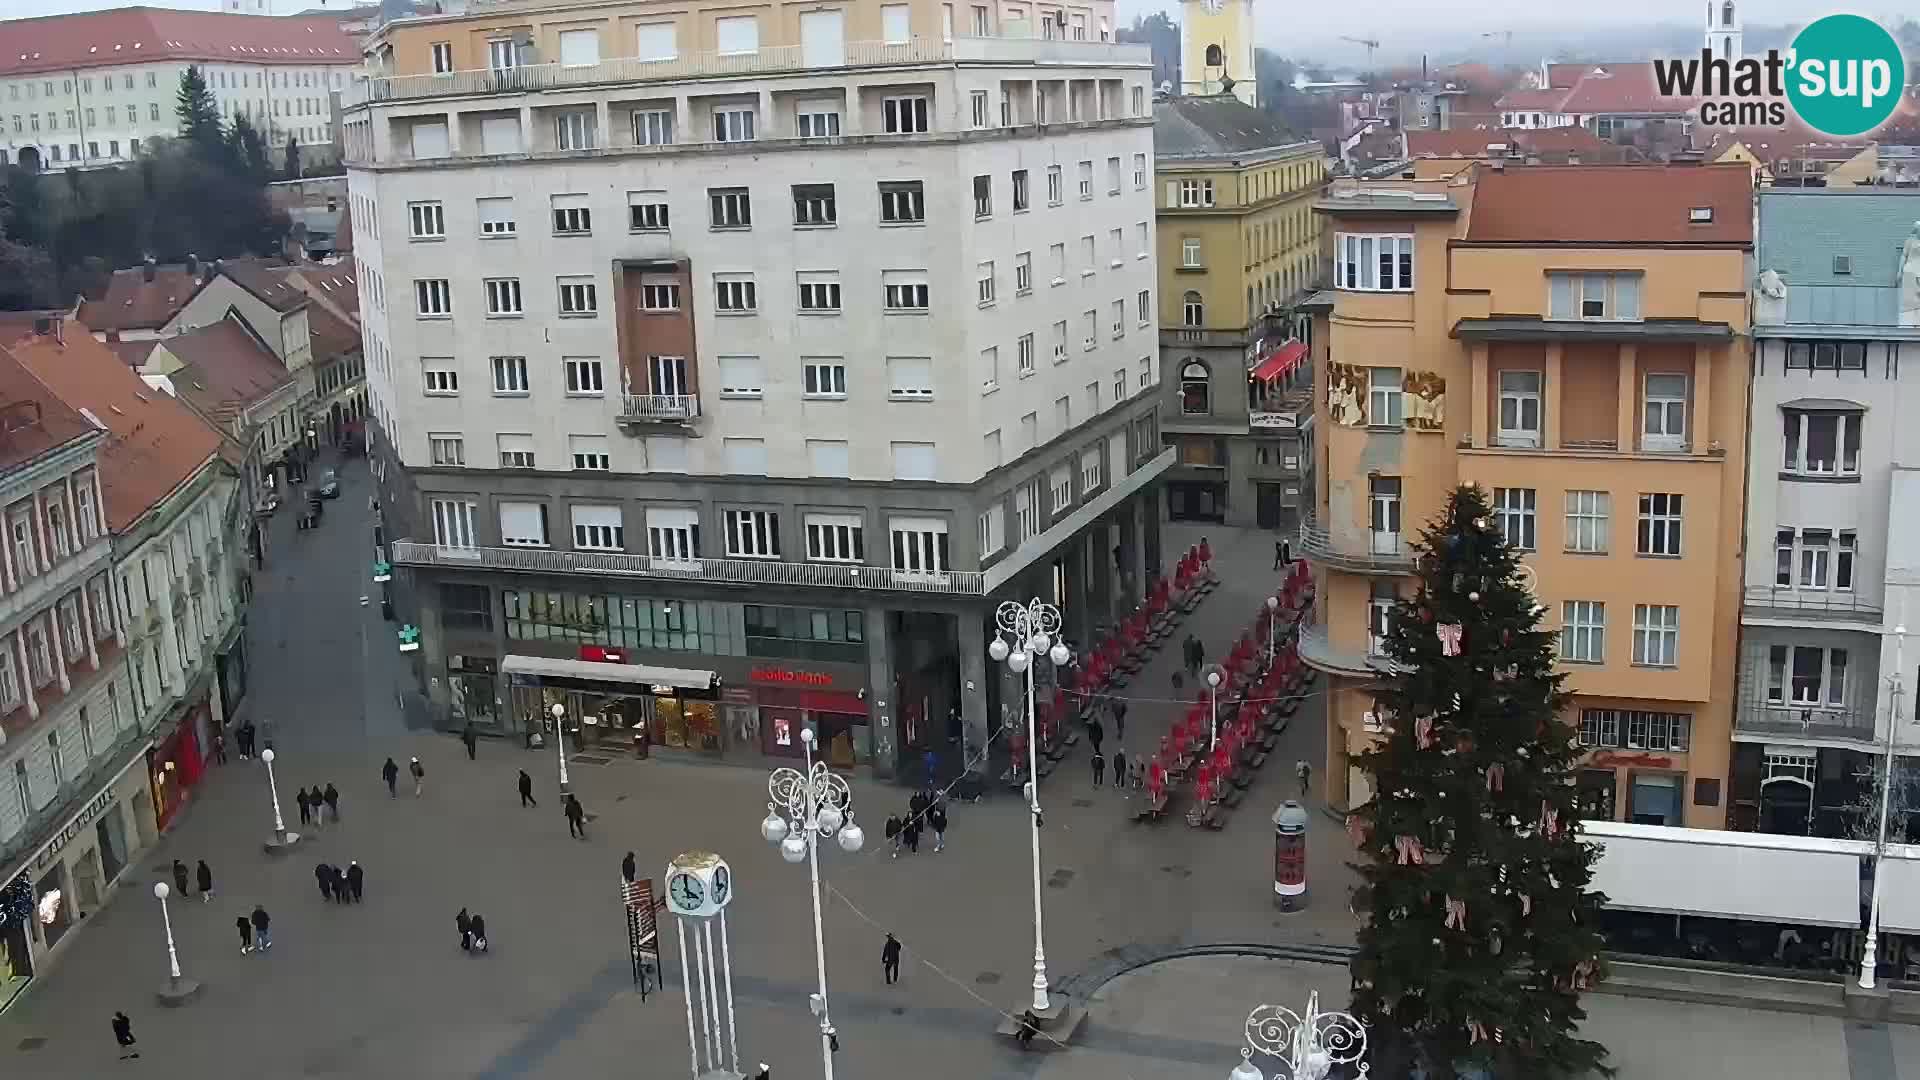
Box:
[992,996,1088,1049]
[667,852,744,1080]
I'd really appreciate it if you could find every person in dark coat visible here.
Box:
[314,863,332,902]
[381,758,399,798]
[902,813,922,854]
[322,783,341,823]
[929,803,949,853]
[238,721,256,760]
[469,913,489,953]
[462,722,478,760]
[518,770,536,808]
[1091,750,1106,788]
[621,851,637,884]
[236,914,254,954]
[409,757,424,797]
[1110,698,1128,740]
[881,933,902,985]
[908,789,929,825]
[1112,749,1128,796]
[565,794,586,839]
[195,859,214,903]
[884,814,903,858]
[346,861,364,903]
[1085,715,1105,756]
[171,859,189,897]
[112,1011,139,1059]
[456,908,473,951]
[295,787,313,826]
[250,906,272,950]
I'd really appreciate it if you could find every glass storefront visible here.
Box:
[95,808,127,885]
[34,865,70,950]
[501,589,866,666]
[445,655,501,730]
[1577,768,1617,821]
[1628,772,1682,825]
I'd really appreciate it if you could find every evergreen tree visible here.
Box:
[224,114,272,183]
[174,66,223,158]
[1348,484,1612,1079]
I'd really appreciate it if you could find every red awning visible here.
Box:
[1250,340,1308,382]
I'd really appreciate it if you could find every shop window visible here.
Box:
[442,584,492,632]
[743,605,866,664]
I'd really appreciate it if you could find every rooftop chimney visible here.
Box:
[185,253,198,276]
[142,255,157,283]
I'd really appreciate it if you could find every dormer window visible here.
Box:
[1833,255,1852,275]
[1688,206,1713,223]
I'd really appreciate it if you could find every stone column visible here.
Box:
[865,604,897,782]
[79,582,99,670]
[1615,344,1639,452]
[49,610,70,694]
[16,632,37,720]
[956,606,989,779]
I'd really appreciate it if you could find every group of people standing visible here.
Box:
[883,787,949,856]
[381,756,426,798]
[295,784,342,828]
[313,861,365,904]
[454,908,491,954]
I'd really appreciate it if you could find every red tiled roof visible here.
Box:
[306,303,359,360]
[0,340,101,475]
[1465,164,1753,245]
[1408,130,1517,158]
[0,318,223,531]
[156,317,293,424]
[1517,126,1616,155]
[1557,63,1692,116]
[0,7,359,79]
[1495,88,1568,111]
[108,339,158,369]
[217,258,312,314]
[1408,126,1624,162]
[1546,63,1589,90]
[77,265,207,334]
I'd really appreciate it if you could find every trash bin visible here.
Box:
[632,724,649,760]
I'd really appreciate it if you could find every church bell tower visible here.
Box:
[1706,0,1742,62]
[1180,0,1257,107]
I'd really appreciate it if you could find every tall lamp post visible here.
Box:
[259,747,299,854]
[761,727,864,1080]
[1206,667,1224,750]
[151,882,202,1005]
[551,701,572,796]
[988,598,1070,1015]
[1229,992,1368,1080]
[1861,622,1908,990]
[1265,595,1280,668]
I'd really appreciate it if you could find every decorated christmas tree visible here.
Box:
[1348,485,1612,1079]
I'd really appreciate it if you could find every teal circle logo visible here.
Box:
[1787,14,1906,137]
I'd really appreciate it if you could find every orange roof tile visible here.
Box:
[158,318,294,425]
[0,341,101,474]
[1465,164,1753,245]
[1556,63,1693,116]
[77,264,207,333]
[1408,130,1517,158]
[0,7,359,79]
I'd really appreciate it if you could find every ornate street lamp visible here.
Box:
[259,747,299,854]
[151,882,202,1005]
[1231,992,1369,1080]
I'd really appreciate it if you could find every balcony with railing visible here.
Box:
[1741,585,1884,626]
[1295,600,1404,678]
[616,394,701,430]
[1297,512,1416,575]
[1735,695,1876,745]
[391,541,988,596]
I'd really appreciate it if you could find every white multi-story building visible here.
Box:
[1734,189,1920,839]
[0,8,359,171]
[346,0,1171,782]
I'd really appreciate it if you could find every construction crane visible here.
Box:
[1339,35,1381,65]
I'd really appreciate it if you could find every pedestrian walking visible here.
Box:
[922,748,939,786]
[196,859,214,903]
[323,783,340,824]
[1015,1009,1040,1050]
[929,803,948,853]
[237,721,255,760]
[112,1011,139,1060]
[621,851,637,884]
[314,863,332,902]
[469,913,489,953]
[884,814,903,858]
[250,905,272,950]
[908,788,929,826]
[565,794,586,839]
[1091,750,1106,788]
[409,757,424,797]
[1113,749,1127,795]
[1171,668,1184,692]
[1274,539,1285,570]
[456,908,473,951]
[1086,715,1105,756]
[381,758,399,798]
[902,813,922,854]
[881,933,902,985]
[171,859,189,898]
[346,861,364,903]
[296,787,313,827]
[236,914,254,954]
[518,770,536,808]
[1295,759,1312,800]
[462,722,478,761]
[1111,698,1127,740]
[213,731,228,765]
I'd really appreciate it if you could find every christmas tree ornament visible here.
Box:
[1503,628,1513,646]
[1485,763,1505,792]
[1468,590,1481,602]
[1473,516,1489,530]
[1393,834,1426,865]
[1443,895,1468,930]
[1420,606,1435,623]
[1346,814,1370,846]
[1519,892,1533,916]
[1435,623,1464,656]
[1467,1019,1490,1044]
[1413,715,1436,749]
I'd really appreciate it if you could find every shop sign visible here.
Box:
[33,788,118,874]
[580,646,626,664]
[749,667,833,688]
[1590,750,1674,770]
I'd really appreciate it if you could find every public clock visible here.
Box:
[663,851,734,919]
[712,865,731,907]
[667,872,706,914]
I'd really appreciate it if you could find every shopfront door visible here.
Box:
[763,707,806,758]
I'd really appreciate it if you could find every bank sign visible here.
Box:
[1652,14,1907,137]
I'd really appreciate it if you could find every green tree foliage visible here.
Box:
[1349,484,1612,1080]
[174,65,223,158]
[224,113,273,185]
[283,134,301,180]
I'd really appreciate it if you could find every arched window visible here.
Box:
[1181,361,1211,415]
[1183,290,1204,327]
[1205,44,1223,67]
[1721,1,1735,27]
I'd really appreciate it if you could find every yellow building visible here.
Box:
[1302,162,1754,831]
[1153,93,1325,526]
[1178,0,1255,105]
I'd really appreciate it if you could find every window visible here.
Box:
[883,271,929,311]
[879,181,924,223]
[890,518,950,574]
[1631,605,1679,667]
[716,14,760,53]
[718,355,764,398]
[554,110,597,150]
[646,508,699,560]
[408,201,445,239]
[1368,477,1402,551]
[1176,178,1214,207]
[973,174,992,217]
[891,442,937,481]
[1785,342,1868,371]
[1047,165,1063,205]
[75,482,96,544]
[723,510,781,558]
[1133,153,1147,189]
[713,106,756,143]
[1563,491,1610,553]
[1335,233,1414,291]
[641,281,680,311]
[1137,289,1151,326]
[24,622,49,686]
[1637,493,1683,556]
[1769,645,1849,707]
[1111,299,1125,339]
[1183,291,1204,327]
[1180,361,1211,414]
[423,365,459,395]
[637,21,677,60]
[723,438,768,474]
[1561,601,1605,663]
[1549,272,1641,321]
[1494,487,1537,550]
[1016,333,1036,377]
[797,274,841,312]
[0,647,17,713]
[1049,464,1073,513]
[979,505,1005,556]
[628,191,670,231]
[1367,367,1403,426]
[888,356,934,400]
[1076,160,1094,199]
[883,96,929,134]
[792,183,836,226]
[551,194,592,234]
[499,501,548,547]
[1181,236,1202,268]
[429,433,465,466]
[431,41,454,72]
[1782,408,1861,476]
[1796,528,1833,587]
[564,357,604,396]
[415,279,451,316]
[492,355,530,395]
[1496,370,1542,447]
[484,277,523,316]
[559,28,601,67]
[1015,252,1033,294]
[976,261,996,305]
[497,433,536,469]
[709,188,752,228]
[1081,447,1102,492]
[1580,709,1690,751]
[478,197,515,236]
[1642,374,1687,452]
[805,514,864,562]
[558,278,598,315]
[632,108,674,145]
[714,276,757,313]
[1015,482,1039,541]
[1106,156,1121,194]
[572,505,624,550]
[807,440,850,478]
[803,359,847,399]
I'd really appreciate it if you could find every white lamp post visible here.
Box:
[1231,992,1369,1080]
[1206,668,1224,751]
[1265,595,1280,668]
[151,882,202,1005]
[761,727,864,1080]
[1861,622,1909,990]
[259,747,299,854]
[551,701,571,796]
[989,597,1070,1016]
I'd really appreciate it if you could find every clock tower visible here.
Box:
[1180,0,1257,107]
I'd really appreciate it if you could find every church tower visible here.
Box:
[1180,0,1257,107]
[1706,0,1742,62]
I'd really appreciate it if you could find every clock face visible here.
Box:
[668,873,705,911]
[712,866,731,906]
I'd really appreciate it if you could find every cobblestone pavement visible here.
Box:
[0,483,1360,1079]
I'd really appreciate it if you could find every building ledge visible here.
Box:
[983,447,1173,594]
[390,541,987,595]
[1452,317,1735,343]
[1740,586,1883,628]
[1298,514,1415,576]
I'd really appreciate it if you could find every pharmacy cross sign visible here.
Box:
[372,561,393,583]
[397,625,421,652]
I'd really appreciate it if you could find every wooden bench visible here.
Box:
[1135,791,1170,822]
[1249,750,1270,770]
[1221,785,1247,808]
